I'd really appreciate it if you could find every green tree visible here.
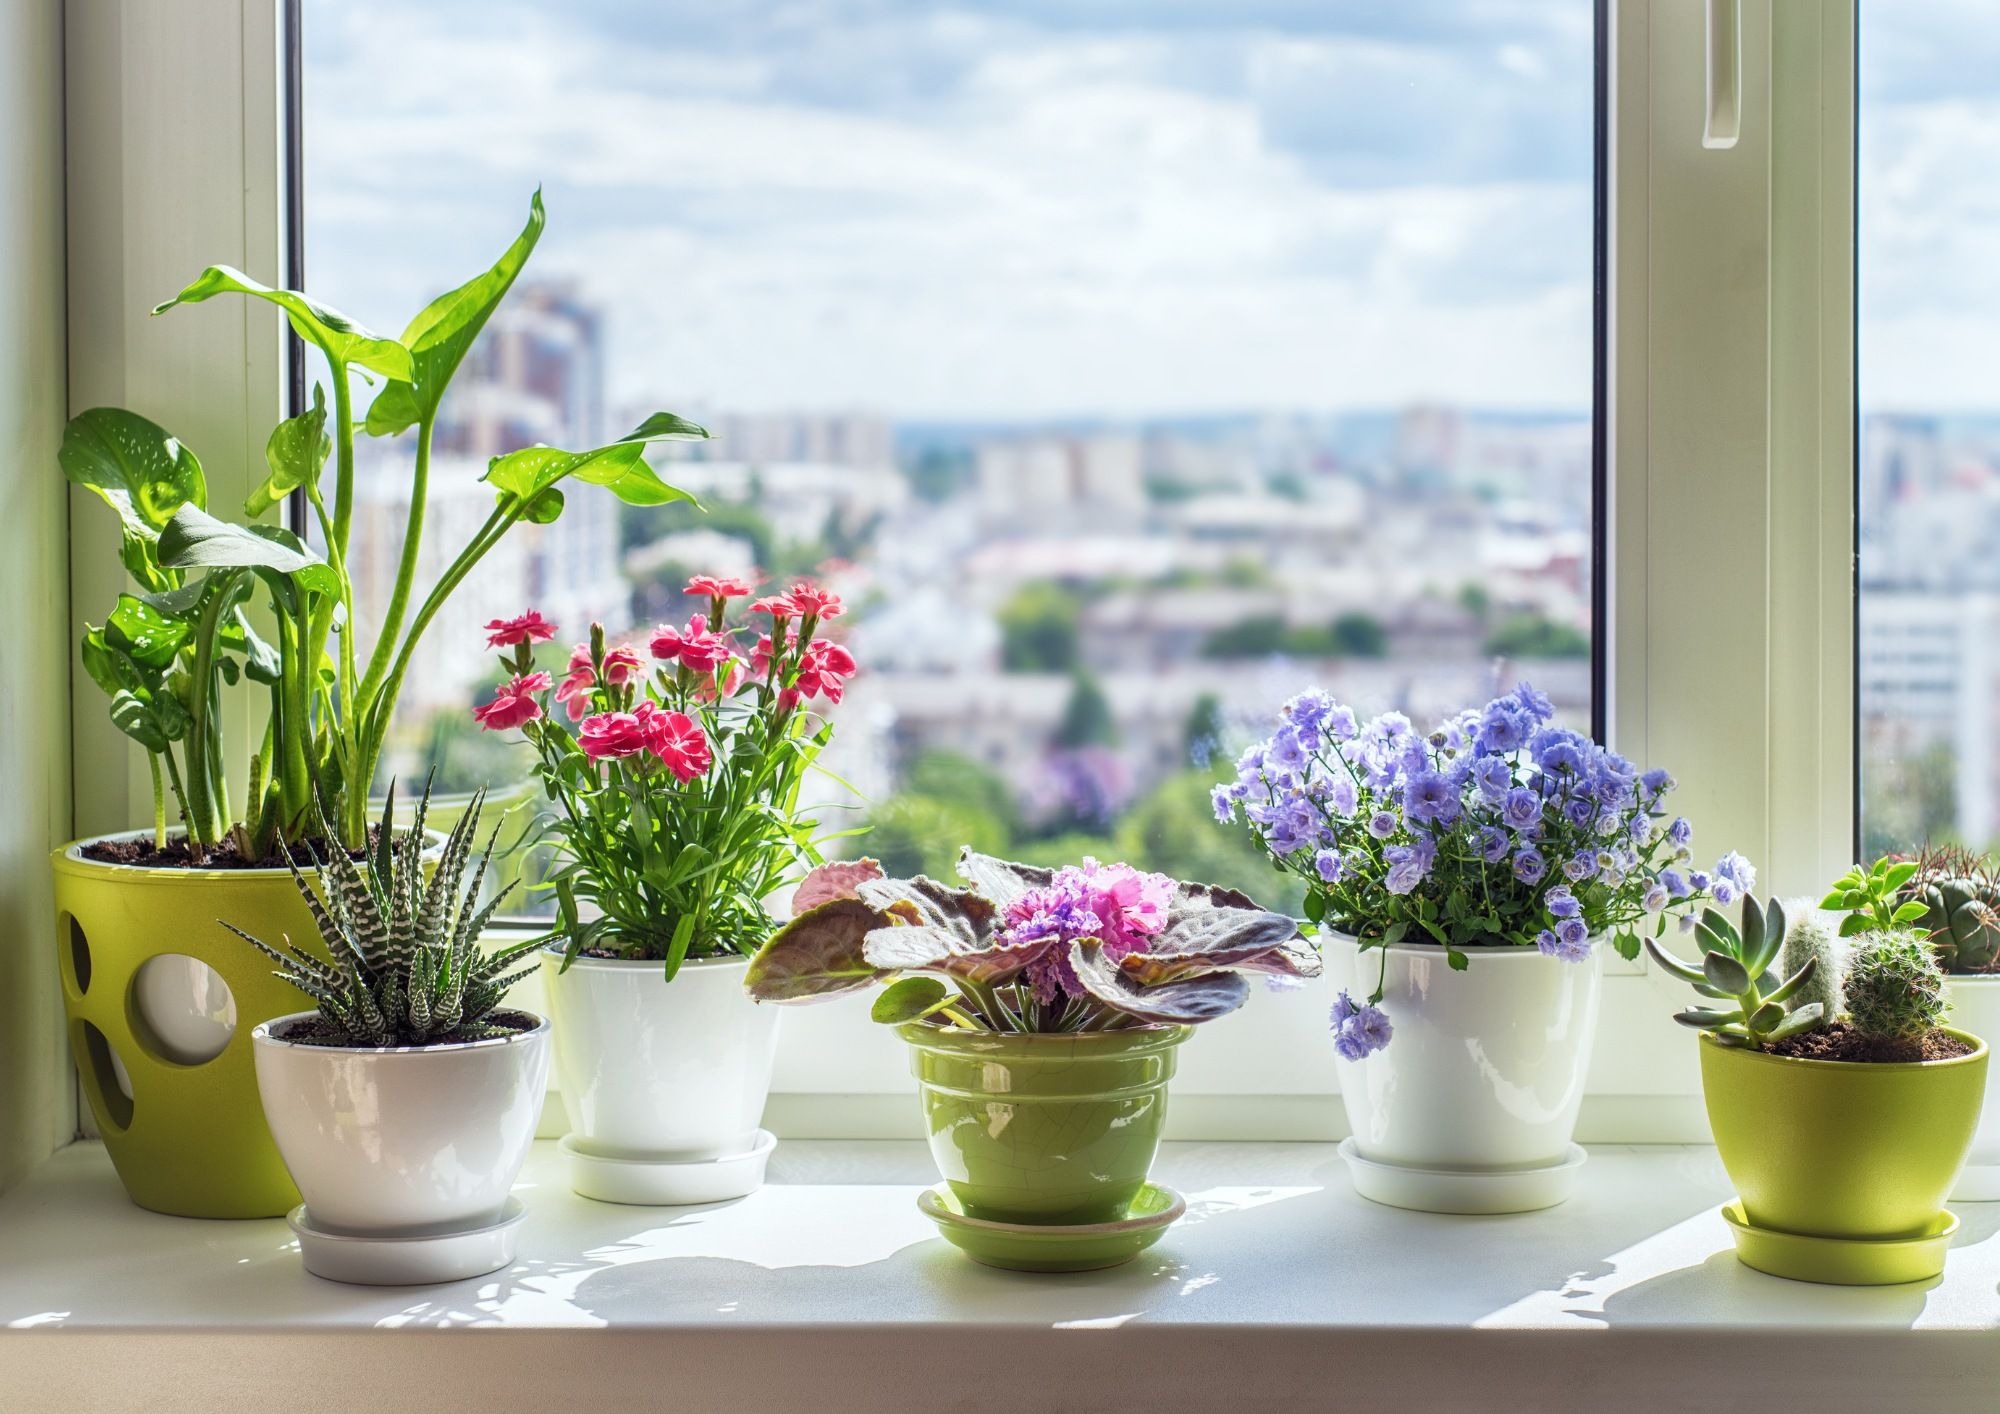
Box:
[1201,614,1291,658]
[1009,831,1121,869]
[1183,692,1226,766]
[1115,769,1304,915]
[905,749,1018,838]
[1330,611,1387,658]
[1054,671,1119,749]
[1485,612,1590,659]
[999,581,1081,672]
[864,794,1008,879]
[904,448,971,504]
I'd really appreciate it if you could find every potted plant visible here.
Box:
[744,849,1315,1271]
[1649,892,1988,1284]
[232,790,551,1285]
[1813,850,2000,1201]
[51,189,707,1216]
[469,577,858,1205]
[1213,683,1746,1213]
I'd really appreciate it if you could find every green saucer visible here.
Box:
[917,1181,1185,1272]
[1721,1200,1958,1286]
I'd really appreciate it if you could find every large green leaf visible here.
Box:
[743,898,887,1003]
[247,384,331,517]
[104,594,192,670]
[153,267,412,382]
[366,190,547,436]
[158,505,341,596]
[483,412,709,515]
[59,408,208,591]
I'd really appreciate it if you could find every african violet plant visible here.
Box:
[745,848,1318,1031]
[473,577,859,976]
[225,786,541,1046]
[1214,683,1752,1058]
[62,190,709,861]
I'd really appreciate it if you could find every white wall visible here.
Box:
[0,0,77,1193]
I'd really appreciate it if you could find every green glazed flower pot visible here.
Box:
[898,1021,1192,1224]
[1700,1029,1989,1241]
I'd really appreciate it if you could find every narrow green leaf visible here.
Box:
[153,266,412,381]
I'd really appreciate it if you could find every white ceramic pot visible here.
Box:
[1328,934,1604,1170]
[250,1012,551,1234]
[541,951,780,1161]
[1947,975,2000,1200]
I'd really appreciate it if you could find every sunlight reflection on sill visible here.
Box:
[1054,1313,1142,1329]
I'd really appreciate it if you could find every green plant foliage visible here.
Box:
[1644,894,1826,1048]
[225,787,542,1046]
[1053,671,1119,749]
[1820,856,1929,937]
[1843,930,1949,1058]
[864,794,1007,879]
[904,751,1018,838]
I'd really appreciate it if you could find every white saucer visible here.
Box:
[559,1129,777,1206]
[1951,1162,2000,1202]
[287,1198,527,1286]
[1337,1138,1588,1214]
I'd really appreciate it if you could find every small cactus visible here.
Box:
[1780,911,1841,1025]
[1897,845,2000,972]
[1842,929,1949,1061]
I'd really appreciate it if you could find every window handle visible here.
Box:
[1703,0,1741,149]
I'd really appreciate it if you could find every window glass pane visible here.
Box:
[302,2,1596,914]
[1858,1,2000,858]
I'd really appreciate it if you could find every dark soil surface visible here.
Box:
[1765,1021,1973,1064]
[81,828,381,871]
[268,1009,538,1049]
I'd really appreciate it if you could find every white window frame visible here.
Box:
[58,0,1857,1144]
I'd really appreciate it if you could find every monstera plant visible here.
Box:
[747,848,1319,1030]
[61,190,709,861]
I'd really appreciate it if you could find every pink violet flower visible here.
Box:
[684,575,757,600]
[484,610,557,649]
[555,646,598,721]
[472,672,551,731]
[649,615,733,672]
[1003,859,1176,1003]
[600,643,644,685]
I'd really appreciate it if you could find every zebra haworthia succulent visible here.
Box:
[226,785,543,1046]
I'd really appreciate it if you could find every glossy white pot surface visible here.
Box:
[251,1013,550,1235]
[1947,976,2000,1196]
[1328,934,1603,1170]
[541,951,779,1161]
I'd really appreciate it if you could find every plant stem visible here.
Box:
[356,413,432,708]
[148,753,166,850]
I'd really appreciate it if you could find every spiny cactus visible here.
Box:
[1897,845,2000,973]
[1780,911,1842,1025]
[1645,894,1825,1049]
[226,786,543,1046]
[1842,929,1949,1061]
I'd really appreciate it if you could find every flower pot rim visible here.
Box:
[251,1009,550,1057]
[54,827,448,880]
[538,943,754,973]
[1322,929,1606,957]
[1945,971,2000,984]
[1698,1026,1989,1072]
[894,1019,1194,1053]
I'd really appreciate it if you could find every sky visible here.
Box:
[301,1,1988,419]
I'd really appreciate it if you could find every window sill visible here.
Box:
[3,1141,1998,1410]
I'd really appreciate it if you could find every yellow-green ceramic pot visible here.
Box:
[1700,1029,1989,1240]
[899,1022,1191,1224]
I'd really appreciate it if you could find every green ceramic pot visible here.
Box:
[1700,1029,1989,1241]
[898,1021,1192,1224]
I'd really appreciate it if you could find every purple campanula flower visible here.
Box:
[1334,1001,1394,1061]
[1715,851,1756,893]
[1538,738,1586,777]
[1327,775,1358,816]
[1556,916,1589,949]
[1285,689,1333,733]
[1269,726,1310,772]
[1513,848,1547,885]
[1404,770,1460,826]
[1689,870,1712,893]
[1330,990,1359,1030]
[1640,767,1674,796]
[1314,849,1345,884]
[1480,827,1511,863]
[1679,912,1697,933]
[1512,682,1554,720]
[1644,883,1670,912]
[1660,867,1690,898]
[1564,853,1596,882]
[1545,885,1581,919]
[1368,809,1399,840]
[1472,755,1512,802]
[1211,784,1235,823]
[1563,796,1595,828]
[1502,787,1542,831]
[1711,879,1738,907]
[1667,816,1693,848]
[1384,844,1429,894]
[1480,702,1529,753]
[1595,812,1622,838]
[1629,815,1653,845]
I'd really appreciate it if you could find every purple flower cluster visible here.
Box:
[1215,683,1750,1058]
[1331,990,1393,1061]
